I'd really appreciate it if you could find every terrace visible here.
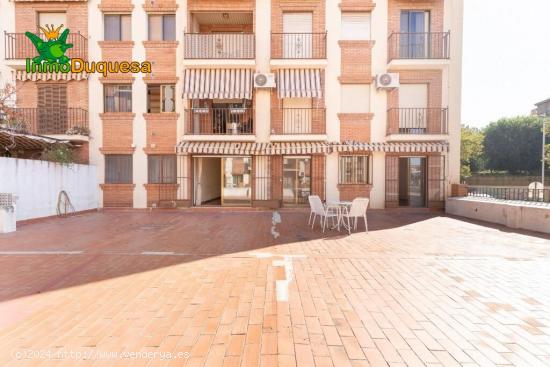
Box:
[0,209,549,365]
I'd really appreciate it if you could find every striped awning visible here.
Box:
[335,141,450,153]
[15,70,88,81]
[176,141,449,155]
[177,141,332,155]
[277,69,322,99]
[183,69,253,100]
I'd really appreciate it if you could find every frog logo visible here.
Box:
[25,24,73,65]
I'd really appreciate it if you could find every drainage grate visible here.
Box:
[0,193,14,208]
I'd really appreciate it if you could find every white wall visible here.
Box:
[446,197,550,235]
[0,158,98,220]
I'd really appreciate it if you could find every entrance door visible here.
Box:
[222,157,252,206]
[283,13,313,58]
[398,157,427,207]
[283,157,311,205]
[37,84,67,134]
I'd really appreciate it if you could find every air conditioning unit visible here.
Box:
[376,73,400,89]
[254,73,276,88]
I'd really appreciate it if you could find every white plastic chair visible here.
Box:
[341,198,370,234]
[308,195,338,233]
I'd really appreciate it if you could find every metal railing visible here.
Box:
[467,186,550,204]
[271,108,326,134]
[2,107,89,136]
[184,108,254,135]
[4,32,88,60]
[388,32,450,61]
[387,108,448,135]
[271,33,327,59]
[184,33,255,59]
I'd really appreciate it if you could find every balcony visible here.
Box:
[184,108,254,135]
[271,33,327,59]
[388,32,450,61]
[1,107,89,137]
[4,32,88,61]
[271,108,326,135]
[387,108,448,135]
[184,33,255,59]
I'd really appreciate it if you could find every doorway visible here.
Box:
[193,156,252,206]
[283,156,311,205]
[398,157,427,207]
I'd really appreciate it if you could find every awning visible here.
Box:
[15,70,88,81]
[176,141,449,155]
[176,141,332,155]
[335,141,450,153]
[182,69,253,100]
[0,128,70,151]
[277,69,322,98]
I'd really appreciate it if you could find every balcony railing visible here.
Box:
[468,186,550,205]
[271,33,327,59]
[388,32,450,61]
[4,32,88,61]
[1,107,89,136]
[185,108,254,135]
[271,108,326,134]
[184,33,255,59]
[387,108,448,135]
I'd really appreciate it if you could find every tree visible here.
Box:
[460,125,485,178]
[483,116,543,173]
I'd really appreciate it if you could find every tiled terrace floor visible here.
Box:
[0,209,549,366]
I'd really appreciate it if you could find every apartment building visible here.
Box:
[0,0,463,209]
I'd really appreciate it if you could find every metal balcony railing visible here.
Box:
[1,107,89,136]
[388,32,450,61]
[467,186,550,204]
[387,108,448,135]
[185,108,254,135]
[271,33,327,59]
[4,32,88,61]
[271,108,326,134]
[184,33,255,59]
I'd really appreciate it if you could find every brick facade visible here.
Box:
[100,184,135,207]
[99,113,135,154]
[338,113,373,142]
[338,184,372,201]
[144,113,178,154]
[339,40,375,84]
[339,0,376,12]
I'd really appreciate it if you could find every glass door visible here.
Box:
[283,157,311,205]
[221,157,252,206]
[398,157,427,207]
[400,11,429,58]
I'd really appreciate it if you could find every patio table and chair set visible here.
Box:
[307,195,369,234]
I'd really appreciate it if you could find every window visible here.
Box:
[339,156,370,184]
[147,85,175,113]
[148,155,176,184]
[341,85,370,113]
[148,14,175,41]
[105,155,133,184]
[38,12,67,32]
[104,14,131,41]
[104,85,132,112]
[400,11,429,33]
[341,13,371,40]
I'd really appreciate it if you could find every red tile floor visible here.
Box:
[0,209,549,366]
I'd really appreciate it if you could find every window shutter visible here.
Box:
[341,13,371,40]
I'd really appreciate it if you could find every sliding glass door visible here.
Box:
[400,11,429,58]
[398,157,427,207]
[283,157,311,205]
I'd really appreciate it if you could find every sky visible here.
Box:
[462,0,550,128]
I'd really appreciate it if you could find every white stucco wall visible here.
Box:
[446,197,550,235]
[0,158,98,221]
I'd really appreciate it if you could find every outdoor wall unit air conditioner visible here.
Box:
[376,73,400,89]
[254,73,276,88]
